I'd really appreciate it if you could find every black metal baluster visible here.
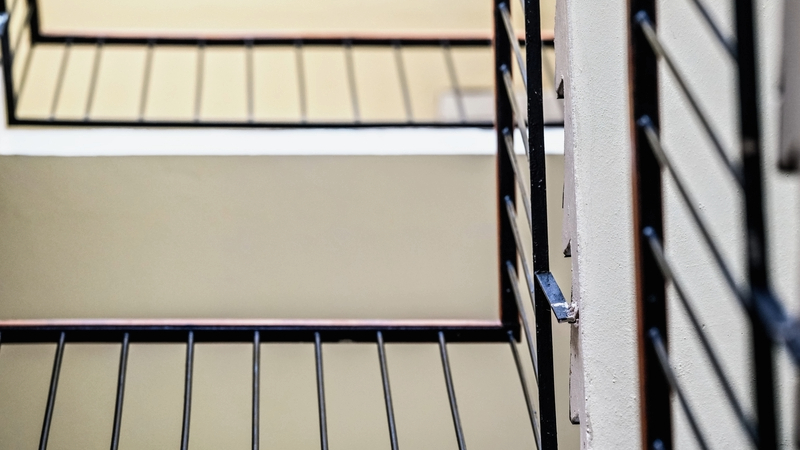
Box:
[494,0,519,333]
[649,329,710,450]
[392,42,413,123]
[735,0,776,447]
[438,332,466,450]
[12,25,33,105]
[376,331,399,450]
[629,0,672,445]
[110,333,130,450]
[295,41,307,123]
[84,40,103,121]
[11,6,30,57]
[49,39,71,120]
[314,332,328,450]
[39,332,66,450]
[344,41,360,123]
[180,331,195,450]
[193,42,204,122]
[0,3,15,122]
[252,330,260,450]
[138,40,154,121]
[508,330,541,450]
[443,42,465,122]
[246,40,254,123]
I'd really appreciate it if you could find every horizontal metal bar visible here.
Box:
[649,328,710,450]
[635,11,743,186]
[0,319,513,343]
[638,115,749,309]
[643,227,757,444]
[534,272,574,323]
[6,118,495,129]
[499,2,527,89]
[32,33,553,48]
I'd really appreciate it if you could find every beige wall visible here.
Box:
[0,152,578,450]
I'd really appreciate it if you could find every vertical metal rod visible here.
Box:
[294,41,307,123]
[438,332,467,450]
[442,42,466,122]
[376,331,399,450]
[629,0,672,445]
[505,260,539,383]
[25,0,39,41]
[38,332,66,450]
[138,41,154,121]
[503,128,533,230]
[344,41,360,122]
[508,330,541,450]
[314,332,328,450]
[498,2,528,89]
[246,40,254,123]
[11,7,30,57]
[494,0,520,332]
[84,40,103,121]
[49,39,71,120]
[12,27,32,103]
[193,42,204,122]
[180,331,195,450]
[649,329,710,450]
[527,1,558,444]
[0,1,16,122]
[109,333,130,450]
[252,330,260,450]
[735,0,776,447]
[393,42,413,123]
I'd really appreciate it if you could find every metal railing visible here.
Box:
[0,0,571,448]
[628,0,800,448]
[495,0,573,449]
[0,0,558,128]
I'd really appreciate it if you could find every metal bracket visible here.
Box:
[0,13,8,36]
[535,271,577,323]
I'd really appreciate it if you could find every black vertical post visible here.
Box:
[525,0,557,447]
[23,0,38,40]
[734,1,776,448]
[0,0,16,124]
[630,0,672,448]
[495,0,519,333]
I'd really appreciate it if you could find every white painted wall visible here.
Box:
[559,0,799,448]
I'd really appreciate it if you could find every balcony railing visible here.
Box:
[0,0,558,128]
[0,0,571,449]
[629,0,800,448]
